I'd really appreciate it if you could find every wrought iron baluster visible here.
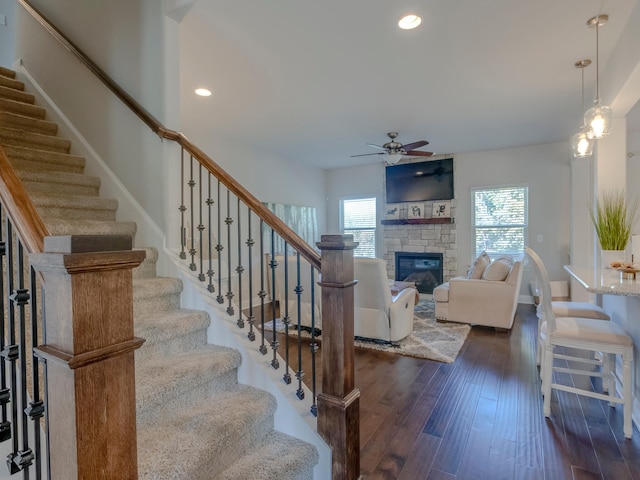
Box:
[179,147,187,260]
[235,198,244,328]
[269,229,279,370]
[188,155,196,271]
[295,253,305,400]
[245,210,255,341]
[225,189,234,316]
[27,266,44,480]
[216,180,224,304]
[206,172,215,293]
[0,206,10,443]
[282,243,291,385]
[309,265,318,417]
[197,164,205,282]
[258,221,267,355]
[12,241,34,473]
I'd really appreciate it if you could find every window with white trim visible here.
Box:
[340,197,377,258]
[472,186,528,259]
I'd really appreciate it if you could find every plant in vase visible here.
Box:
[590,189,638,268]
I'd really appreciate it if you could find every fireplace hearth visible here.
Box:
[395,252,443,294]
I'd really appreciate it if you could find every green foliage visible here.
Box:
[590,190,638,251]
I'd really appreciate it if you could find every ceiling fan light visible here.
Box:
[584,99,612,139]
[384,153,403,164]
[571,125,594,158]
[398,14,421,30]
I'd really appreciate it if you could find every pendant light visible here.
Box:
[571,59,594,158]
[584,14,612,139]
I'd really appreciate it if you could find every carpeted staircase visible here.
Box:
[0,65,319,479]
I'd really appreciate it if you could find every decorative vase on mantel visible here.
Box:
[601,249,625,269]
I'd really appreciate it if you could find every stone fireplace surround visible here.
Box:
[382,200,457,286]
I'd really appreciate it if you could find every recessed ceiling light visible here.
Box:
[195,88,212,97]
[398,14,422,30]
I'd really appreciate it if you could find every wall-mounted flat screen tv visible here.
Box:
[385,158,454,203]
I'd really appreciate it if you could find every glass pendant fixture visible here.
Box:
[571,59,594,158]
[584,14,612,139]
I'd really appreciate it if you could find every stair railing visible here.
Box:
[17,1,361,478]
[0,145,144,478]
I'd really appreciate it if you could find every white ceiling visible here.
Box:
[179,0,640,170]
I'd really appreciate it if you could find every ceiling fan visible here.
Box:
[351,132,433,164]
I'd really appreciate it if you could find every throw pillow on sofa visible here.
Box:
[467,251,491,279]
[482,255,514,281]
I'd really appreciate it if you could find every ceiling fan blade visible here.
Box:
[405,150,434,157]
[401,140,429,151]
[350,152,386,158]
[366,143,387,151]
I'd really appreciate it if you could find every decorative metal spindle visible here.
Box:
[294,253,305,400]
[0,208,10,442]
[179,148,187,260]
[13,242,34,472]
[269,229,279,369]
[197,164,205,281]
[27,266,44,479]
[258,221,267,355]
[245,210,256,341]
[309,265,318,417]
[206,173,215,293]
[216,180,224,304]
[224,189,234,316]
[282,243,291,385]
[188,155,197,271]
[235,198,244,328]
[4,225,22,473]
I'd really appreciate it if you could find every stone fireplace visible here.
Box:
[382,200,458,288]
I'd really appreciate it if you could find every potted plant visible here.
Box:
[590,189,638,267]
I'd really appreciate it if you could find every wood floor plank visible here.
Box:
[397,433,441,480]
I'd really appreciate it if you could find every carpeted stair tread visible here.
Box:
[217,430,319,480]
[3,144,85,173]
[133,276,183,314]
[135,309,210,361]
[18,169,100,196]
[137,385,277,480]
[135,344,242,423]
[0,72,23,91]
[30,191,118,221]
[44,218,137,237]
[133,247,158,278]
[0,97,46,120]
[0,84,34,104]
[0,66,18,80]
[0,125,71,153]
[0,110,58,136]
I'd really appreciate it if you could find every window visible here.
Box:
[341,197,377,258]
[472,186,528,259]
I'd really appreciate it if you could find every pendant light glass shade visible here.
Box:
[584,14,611,139]
[584,99,612,139]
[572,125,594,157]
[571,59,594,158]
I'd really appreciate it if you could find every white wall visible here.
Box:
[0,0,16,67]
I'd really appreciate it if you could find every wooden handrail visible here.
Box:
[0,145,48,253]
[18,0,321,271]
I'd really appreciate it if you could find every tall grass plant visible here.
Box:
[590,190,638,251]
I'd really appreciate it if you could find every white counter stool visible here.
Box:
[526,247,634,439]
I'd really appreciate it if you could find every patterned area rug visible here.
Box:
[262,299,470,364]
[353,299,470,363]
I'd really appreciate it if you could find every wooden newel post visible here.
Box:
[30,235,146,480]
[316,234,361,480]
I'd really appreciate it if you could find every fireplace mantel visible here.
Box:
[381,218,453,226]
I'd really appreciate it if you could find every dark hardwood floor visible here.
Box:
[266,302,640,479]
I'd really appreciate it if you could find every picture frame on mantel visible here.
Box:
[408,203,424,219]
[432,200,451,218]
[385,205,400,219]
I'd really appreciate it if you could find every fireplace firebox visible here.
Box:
[395,252,443,294]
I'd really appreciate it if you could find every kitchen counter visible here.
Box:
[564,265,640,297]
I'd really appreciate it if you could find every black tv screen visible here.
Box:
[385,158,454,203]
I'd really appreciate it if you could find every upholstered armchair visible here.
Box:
[353,258,417,344]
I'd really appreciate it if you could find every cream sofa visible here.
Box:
[433,255,523,330]
[268,255,417,342]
